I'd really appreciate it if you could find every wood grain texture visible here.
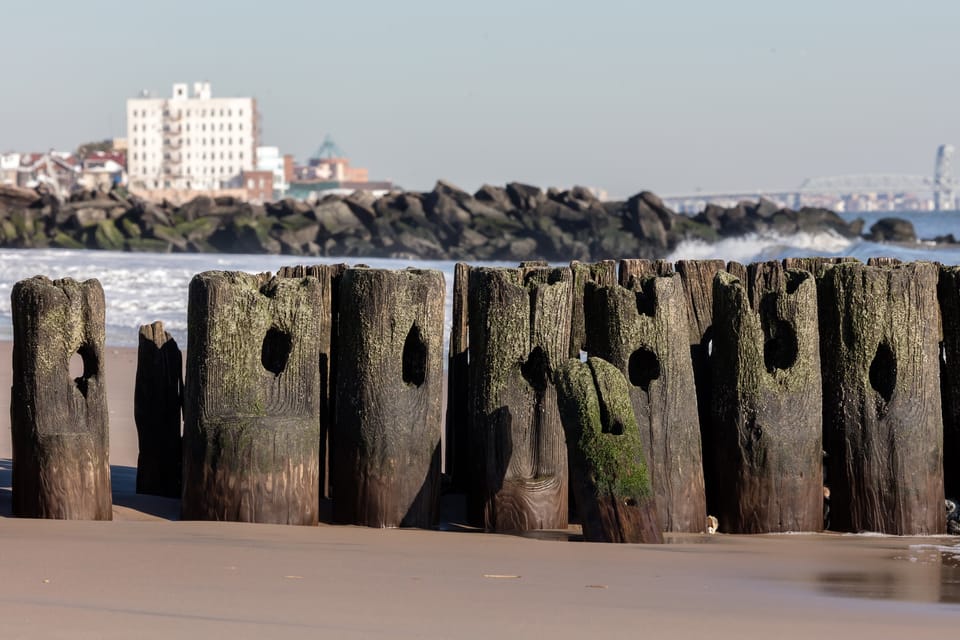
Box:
[584,274,706,532]
[819,262,945,534]
[277,263,345,499]
[674,259,726,514]
[134,321,183,498]
[182,271,324,525]
[569,260,616,358]
[617,259,674,289]
[10,276,111,519]
[332,268,445,528]
[445,262,471,491]
[711,262,823,533]
[556,358,663,543]
[467,266,571,531]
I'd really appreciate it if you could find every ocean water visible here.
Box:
[1,212,960,347]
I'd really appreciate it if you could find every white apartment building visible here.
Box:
[256,145,289,198]
[126,82,257,191]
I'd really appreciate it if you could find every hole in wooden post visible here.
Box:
[72,345,98,397]
[521,346,549,393]
[628,347,660,392]
[869,341,897,403]
[402,324,427,387]
[763,320,799,373]
[261,327,292,377]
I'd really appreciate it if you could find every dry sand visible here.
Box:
[0,341,958,638]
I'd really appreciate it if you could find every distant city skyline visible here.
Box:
[1,0,958,198]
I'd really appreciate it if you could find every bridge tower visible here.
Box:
[935,144,957,211]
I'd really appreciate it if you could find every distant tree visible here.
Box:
[76,139,114,157]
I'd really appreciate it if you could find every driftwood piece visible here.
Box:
[711,263,823,533]
[134,321,183,498]
[617,259,674,289]
[584,274,706,532]
[277,263,346,499]
[182,271,323,525]
[445,262,471,491]
[940,266,960,499]
[10,276,111,519]
[569,260,616,357]
[332,268,445,527]
[467,266,572,531]
[819,262,944,534]
[674,259,726,513]
[556,357,663,543]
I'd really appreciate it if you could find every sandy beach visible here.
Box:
[0,340,958,638]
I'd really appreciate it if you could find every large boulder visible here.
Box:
[867,217,916,243]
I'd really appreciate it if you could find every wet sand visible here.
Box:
[0,341,958,638]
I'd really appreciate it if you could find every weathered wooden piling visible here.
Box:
[618,259,674,288]
[182,271,324,525]
[10,276,111,519]
[940,266,960,500]
[710,263,823,533]
[134,321,183,498]
[583,273,706,532]
[556,357,663,543]
[569,260,616,357]
[277,263,345,499]
[467,265,572,531]
[674,259,726,513]
[332,268,445,528]
[819,261,945,534]
[782,257,857,278]
[445,262,471,492]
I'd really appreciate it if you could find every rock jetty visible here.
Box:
[0,181,913,261]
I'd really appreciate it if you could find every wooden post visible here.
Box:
[277,263,346,500]
[583,274,706,532]
[182,271,324,525]
[332,268,445,528]
[556,357,663,543]
[940,266,960,500]
[674,259,726,514]
[819,262,944,534]
[782,257,858,278]
[711,263,823,533]
[11,276,111,519]
[445,262,471,492]
[618,259,674,289]
[468,266,572,531]
[569,260,616,358]
[134,321,183,498]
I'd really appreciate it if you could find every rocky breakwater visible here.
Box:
[0,181,901,261]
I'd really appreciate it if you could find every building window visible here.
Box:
[239,123,244,131]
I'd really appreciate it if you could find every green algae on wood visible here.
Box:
[182,270,324,525]
[467,265,572,531]
[711,262,823,533]
[583,273,706,533]
[10,276,111,520]
[332,267,445,528]
[819,261,944,535]
[556,357,663,543]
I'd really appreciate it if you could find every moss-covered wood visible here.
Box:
[674,259,726,514]
[583,274,706,532]
[711,263,823,533]
[182,271,324,525]
[467,265,572,531]
[10,276,111,519]
[332,268,445,528]
[134,321,183,498]
[939,266,960,499]
[569,260,616,357]
[556,357,663,543]
[277,263,346,499]
[819,262,944,534]
[445,262,471,492]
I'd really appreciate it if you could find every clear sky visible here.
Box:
[1,0,958,197]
